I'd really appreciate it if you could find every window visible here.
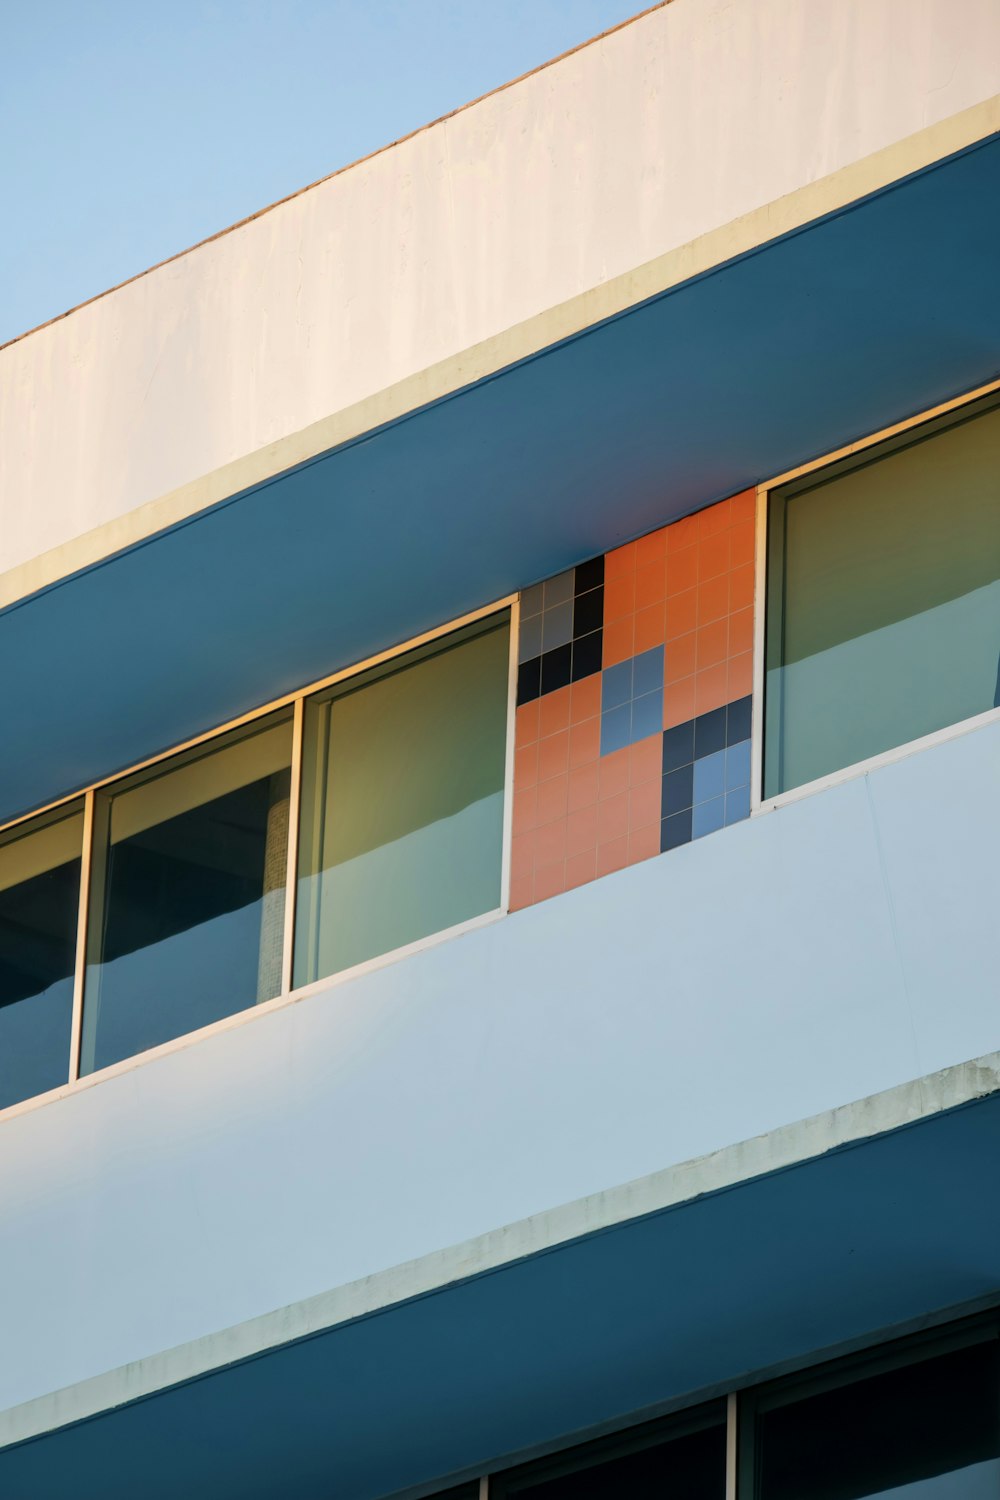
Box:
[764,395,1000,798]
[0,804,83,1109]
[746,1326,1000,1499]
[294,613,511,986]
[81,712,294,1074]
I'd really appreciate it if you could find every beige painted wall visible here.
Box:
[2,0,999,582]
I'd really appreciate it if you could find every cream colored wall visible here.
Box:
[2,0,999,586]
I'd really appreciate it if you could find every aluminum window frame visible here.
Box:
[0,594,519,1122]
[750,375,1000,816]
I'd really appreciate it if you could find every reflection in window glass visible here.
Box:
[494,1406,726,1500]
[294,613,510,986]
[756,1337,1000,1500]
[0,805,83,1109]
[764,398,1000,797]
[81,713,293,1074]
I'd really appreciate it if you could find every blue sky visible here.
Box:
[1,0,645,346]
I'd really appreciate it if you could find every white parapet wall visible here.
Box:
[2,0,1000,588]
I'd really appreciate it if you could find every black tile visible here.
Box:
[571,629,603,682]
[694,706,726,760]
[574,555,604,595]
[727,695,752,746]
[540,642,572,695]
[662,763,694,817]
[517,657,541,706]
[573,585,604,638]
[661,809,692,852]
[662,720,694,773]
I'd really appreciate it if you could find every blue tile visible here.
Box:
[632,644,664,698]
[662,720,694,773]
[543,570,575,609]
[693,749,725,804]
[726,695,752,746]
[661,809,692,851]
[694,707,726,760]
[725,739,751,792]
[630,688,663,744]
[725,783,751,825]
[662,763,693,816]
[600,703,632,757]
[517,612,543,664]
[602,660,632,712]
[542,599,574,652]
[692,795,725,839]
[521,583,544,619]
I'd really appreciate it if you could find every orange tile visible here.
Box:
[568,759,600,811]
[538,684,571,739]
[728,651,754,700]
[511,830,535,874]
[665,631,697,683]
[629,733,662,785]
[696,618,728,670]
[634,601,666,654]
[665,542,698,595]
[731,487,756,524]
[666,588,697,640]
[597,789,629,844]
[697,497,732,537]
[605,541,637,580]
[565,848,597,891]
[635,560,666,610]
[730,518,755,569]
[596,835,629,878]
[508,864,533,912]
[515,700,539,746]
[635,526,667,569]
[697,574,730,626]
[536,772,568,827]
[667,512,699,550]
[566,802,599,858]
[570,673,601,724]
[603,613,635,667]
[537,728,570,782]
[534,859,566,903]
[605,573,636,622]
[628,823,661,866]
[663,675,696,729]
[729,606,754,657]
[698,530,730,582]
[569,714,600,768]
[535,816,567,867]
[695,663,729,717]
[514,740,538,790]
[598,746,630,802]
[512,784,538,835]
[628,777,661,831]
[730,563,755,611]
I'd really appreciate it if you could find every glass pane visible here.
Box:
[764,400,1000,797]
[0,805,82,1109]
[295,613,510,986]
[81,713,293,1074]
[756,1338,1000,1500]
[496,1410,726,1499]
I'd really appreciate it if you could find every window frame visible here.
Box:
[751,378,1000,815]
[0,594,519,1120]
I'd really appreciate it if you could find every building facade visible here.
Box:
[1,1,999,1494]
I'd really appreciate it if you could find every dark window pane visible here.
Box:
[0,806,82,1108]
[764,398,1000,797]
[757,1337,1000,1500]
[81,714,293,1073]
[496,1408,725,1500]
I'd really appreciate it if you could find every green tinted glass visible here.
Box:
[764,398,1000,797]
[294,613,510,985]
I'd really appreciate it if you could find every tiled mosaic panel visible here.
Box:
[511,490,755,910]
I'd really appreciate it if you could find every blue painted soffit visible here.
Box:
[3,1092,999,1499]
[2,134,1000,822]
